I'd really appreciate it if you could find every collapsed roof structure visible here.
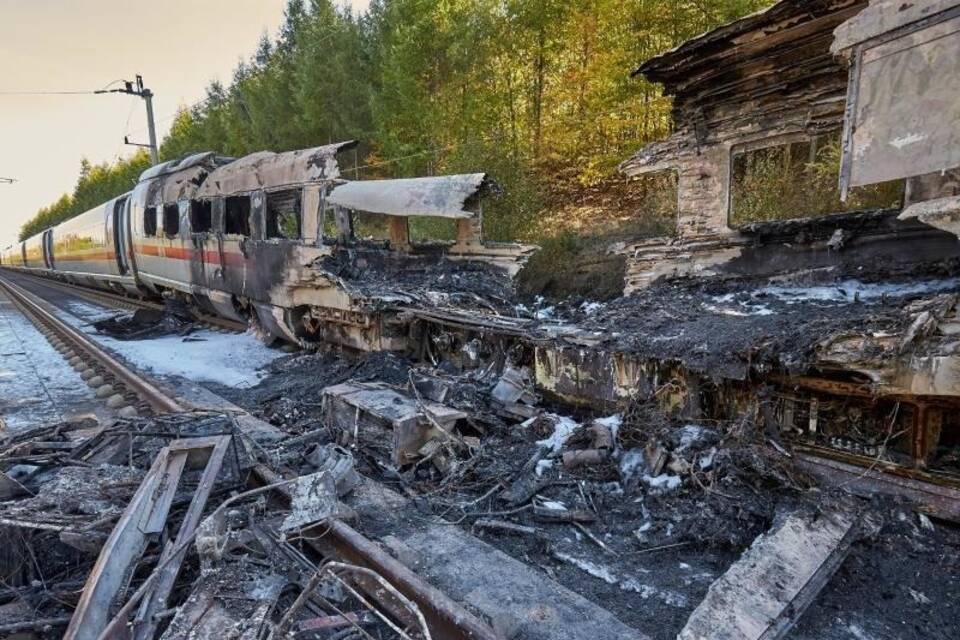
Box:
[529,0,960,519]
[3,3,960,640]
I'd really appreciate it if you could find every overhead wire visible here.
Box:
[0,90,100,96]
[0,80,127,97]
[112,96,141,162]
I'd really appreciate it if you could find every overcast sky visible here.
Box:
[0,0,371,247]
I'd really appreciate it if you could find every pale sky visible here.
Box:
[0,0,370,248]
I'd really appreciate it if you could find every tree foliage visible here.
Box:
[21,0,769,242]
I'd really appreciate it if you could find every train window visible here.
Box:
[224,196,251,236]
[190,200,213,233]
[266,189,302,240]
[163,204,180,238]
[144,207,157,237]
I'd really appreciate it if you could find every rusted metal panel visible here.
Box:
[326,174,488,219]
[796,451,960,522]
[196,141,357,198]
[839,11,960,188]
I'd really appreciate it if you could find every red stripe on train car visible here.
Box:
[133,244,247,267]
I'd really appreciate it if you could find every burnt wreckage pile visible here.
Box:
[0,413,487,640]
[4,1,960,639]
[3,355,957,640]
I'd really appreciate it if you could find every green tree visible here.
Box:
[22,0,773,243]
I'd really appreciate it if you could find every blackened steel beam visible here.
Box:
[252,464,502,640]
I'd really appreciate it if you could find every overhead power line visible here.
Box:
[0,80,128,97]
[0,90,101,96]
[0,77,162,167]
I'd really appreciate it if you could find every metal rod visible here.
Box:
[142,88,159,166]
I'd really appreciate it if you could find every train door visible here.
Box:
[112,197,130,275]
[157,201,192,287]
[196,196,248,323]
[188,199,213,293]
[219,192,255,297]
[42,230,54,269]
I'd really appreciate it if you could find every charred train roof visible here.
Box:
[325,173,492,219]
[137,142,359,205]
[195,141,357,198]
[138,152,234,182]
[134,142,494,220]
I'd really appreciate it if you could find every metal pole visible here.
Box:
[142,88,159,165]
[97,75,159,166]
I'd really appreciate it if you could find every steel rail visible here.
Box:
[6,270,246,333]
[0,274,184,414]
[253,464,501,640]
[2,274,499,639]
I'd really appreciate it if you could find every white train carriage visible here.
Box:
[21,232,50,272]
[4,143,533,347]
[50,194,138,294]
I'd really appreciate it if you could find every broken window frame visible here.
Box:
[223,195,252,238]
[189,199,214,234]
[727,131,904,229]
[162,203,180,239]
[626,168,681,238]
[143,206,158,237]
[408,216,459,245]
[351,211,392,244]
[727,132,813,229]
[264,188,303,241]
[318,202,354,245]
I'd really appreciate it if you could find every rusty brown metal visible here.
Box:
[562,448,609,469]
[562,423,615,470]
[796,449,960,522]
[252,464,502,640]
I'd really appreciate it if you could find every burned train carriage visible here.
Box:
[2,142,532,349]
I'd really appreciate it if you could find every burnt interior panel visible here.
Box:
[190,200,213,233]
[143,206,157,237]
[224,195,251,237]
[265,189,302,240]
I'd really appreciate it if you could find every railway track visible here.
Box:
[6,271,247,334]
[0,273,183,415]
[0,270,495,640]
